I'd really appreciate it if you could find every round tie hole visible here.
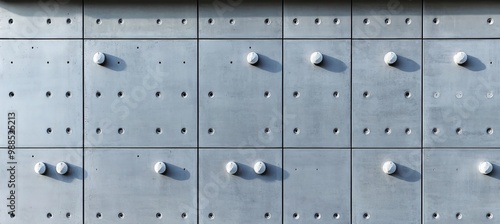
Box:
[208,213,215,220]
[181,92,188,98]
[66,128,72,134]
[293,213,299,219]
[96,91,101,98]
[487,128,494,135]
[96,19,101,24]
[363,128,371,135]
[181,19,187,25]
[117,91,123,98]
[96,128,102,134]
[363,91,370,98]
[156,212,162,219]
[208,128,215,135]
[8,19,13,24]
[314,18,321,25]
[118,128,124,135]
[456,212,463,220]
[405,91,412,98]
[456,128,463,135]
[66,91,72,98]
[156,128,162,135]
[333,91,340,98]
[487,18,494,25]
[293,18,299,25]
[432,128,439,135]
[96,212,102,219]
[264,128,271,134]
[155,91,161,98]
[405,128,412,135]
[118,18,123,24]
[363,18,370,24]
[181,213,188,219]
[118,212,124,219]
[208,18,214,24]
[314,213,321,219]
[293,128,300,135]
[264,212,271,219]
[47,213,53,219]
[181,128,187,134]
[293,91,300,98]
[264,91,271,98]
[487,213,493,219]
[433,18,439,24]
[47,128,52,134]
[363,213,370,219]
[46,91,52,98]
[208,91,214,98]
[385,128,392,135]
[229,19,235,24]
[333,213,340,219]
[333,18,340,24]
[46,18,52,24]
[333,128,340,135]
[385,18,391,25]
[10,213,15,218]
[433,212,440,219]
[66,212,71,218]
[264,18,271,25]
[66,18,72,24]
[405,18,412,25]
[156,19,162,25]
[9,92,14,97]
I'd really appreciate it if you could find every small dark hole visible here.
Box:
[208,18,214,24]
[333,91,340,98]
[333,213,340,219]
[156,19,162,25]
[208,128,215,135]
[181,213,187,219]
[46,18,51,24]
[433,213,439,219]
[208,213,214,219]
[432,128,439,134]
[293,91,300,98]
[363,91,370,98]
[433,18,439,24]
[96,212,102,219]
[66,18,72,24]
[314,213,321,219]
[117,91,123,98]
[264,91,271,98]
[208,91,214,98]
[156,128,162,134]
[181,128,187,134]
[66,128,72,134]
[156,212,162,219]
[9,92,14,97]
[118,128,124,134]
[264,18,271,25]
[47,128,52,134]
[10,213,15,218]
[96,91,101,98]
[96,19,101,24]
[155,91,161,98]
[293,213,299,219]
[66,212,71,218]
[46,91,52,98]
[363,213,370,219]
[264,212,271,219]
[8,19,13,24]
[118,212,124,219]
[333,128,339,135]
[118,18,123,24]
[293,128,300,135]
[181,92,188,98]
[47,213,52,219]
[96,128,102,134]
[293,18,299,25]
[66,91,72,98]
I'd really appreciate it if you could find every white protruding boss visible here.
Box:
[254,161,267,175]
[384,52,398,65]
[382,161,397,175]
[154,162,167,174]
[226,161,238,175]
[93,52,106,65]
[310,52,324,65]
[56,162,69,175]
[247,52,259,65]
[34,162,47,175]
[479,161,493,175]
[454,52,468,65]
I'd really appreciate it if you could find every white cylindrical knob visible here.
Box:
[254,161,267,175]
[454,52,468,65]
[382,161,397,175]
[154,162,167,174]
[34,162,47,175]
[93,52,106,65]
[226,161,238,175]
[479,161,493,175]
[384,52,398,65]
[310,52,323,65]
[247,52,259,65]
[56,162,69,175]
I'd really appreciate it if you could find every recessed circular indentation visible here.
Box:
[333,128,340,135]
[156,19,162,25]
[264,128,271,134]
[208,18,214,24]
[66,18,72,24]
[333,91,340,98]
[156,212,162,219]
[487,213,493,219]
[181,91,188,98]
[118,212,124,219]
[10,213,15,218]
[433,92,440,98]
[264,18,271,25]
[488,18,494,25]
[117,91,123,98]
[333,213,340,219]
[208,128,215,135]
[66,91,72,98]
[208,213,215,219]
[118,18,123,24]
[8,19,13,24]
[385,18,391,24]
[363,18,370,24]
[46,91,52,98]
[96,19,101,24]
[155,91,161,98]
[385,128,392,135]
[181,128,187,134]
[456,212,463,220]
[8,92,14,97]
[405,91,412,98]
[314,18,321,25]
[96,91,101,98]
[47,213,53,219]
[363,91,370,98]
[229,19,235,24]
[456,128,463,135]
[66,212,71,218]
[46,128,52,134]
[264,212,271,219]
[405,18,412,25]
[293,91,300,98]
[433,212,440,219]
[293,213,299,219]
[405,128,412,135]
[181,213,188,219]
[208,91,214,98]
[264,91,271,98]
[156,128,162,135]
[432,128,439,135]
[46,61,50,64]
[487,91,494,99]
[182,19,187,25]
[118,128,124,135]
[96,212,102,219]
[314,213,321,219]
[66,128,72,134]
[46,18,52,24]
[333,18,340,24]
[293,128,300,135]
[363,213,370,219]
[96,128,102,134]
[433,18,439,24]
[363,128,370,135]
[293,18,299,25]
[456,91,463,99]
[487,128,494,135]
